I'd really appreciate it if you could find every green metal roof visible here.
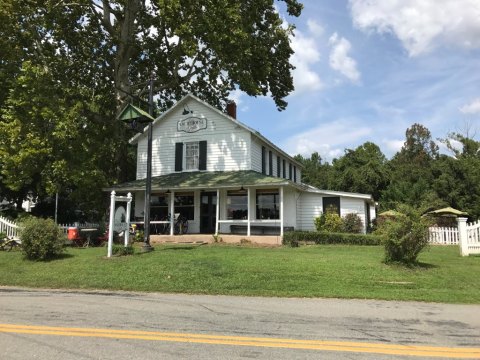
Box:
[117,103,154,123]
[105,170,295,192]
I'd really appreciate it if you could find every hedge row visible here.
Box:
[283,231,384,247]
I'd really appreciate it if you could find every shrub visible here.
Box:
[112,244,135,256]
[342,213,363,234]
[380,206,430,264]
[314,212,343,232]
[20,217,65,260]
[283,231,383,247]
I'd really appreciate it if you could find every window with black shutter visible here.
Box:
[289,163,292,180]
[282,159,286,178]
[293,166,297,182]
[175,142,183,172]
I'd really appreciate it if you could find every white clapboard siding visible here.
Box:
[137,99,251,179]
[340,197,367,233]
[297,193,323,231]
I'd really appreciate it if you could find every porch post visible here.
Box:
[280,186,284,237]
[457,217,469,256]
[247,187,251,237]
[107,191,116,258]
[170,191,175,236]
[215,189,220,235]
[124,192,132,247]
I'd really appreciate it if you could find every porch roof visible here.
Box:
[104,170,297,192]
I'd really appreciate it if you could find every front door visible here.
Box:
[200,192,217,233]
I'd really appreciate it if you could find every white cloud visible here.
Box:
[283,118,371,160]
[460,98,480,114]
[382,139,404,154]
[328,33,360,82]
[307,19,324,37]
[290,28,323,94]
[349,0,480,56]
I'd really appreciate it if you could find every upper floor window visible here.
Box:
[175,141,207,172]
[185,142,199,170]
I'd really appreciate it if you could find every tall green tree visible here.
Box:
[381,123,439,211]
[0,0,303,218]
[294,152,332,190]
[330,142,388,199]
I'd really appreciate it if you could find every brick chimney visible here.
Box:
[226,100,237,119]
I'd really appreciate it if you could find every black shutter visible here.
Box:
[199,141,207,170]
[282,159,286,178]
[261,146,266,174]
[268,151,273,175]
[277,156,280,177]
[175,142,183,172]
[289,163,292,180]
[293,166,297,182]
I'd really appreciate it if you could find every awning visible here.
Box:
[104,170,297,192]
[426,207,468,217]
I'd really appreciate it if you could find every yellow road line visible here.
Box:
[0,323,479,358]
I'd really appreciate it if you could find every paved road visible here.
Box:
[0,287,479,359]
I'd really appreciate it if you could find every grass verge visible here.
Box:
[0,244,478,303]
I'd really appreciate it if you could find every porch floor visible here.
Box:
[150,234,283,246]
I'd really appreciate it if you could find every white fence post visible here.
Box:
[124,192,132,247]
[108,191,116,258]
[457,217,469,256]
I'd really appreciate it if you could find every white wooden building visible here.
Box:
[108,94,376,238]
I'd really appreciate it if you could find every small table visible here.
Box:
[79,228,98,247]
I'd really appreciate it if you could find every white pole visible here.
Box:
[125,192,132,247]
[215,189,220,235]
[108,191,116,258]
[457,217,469,256]
[170,191,175,236]
[280,187,284,237]
[247,187,251,237]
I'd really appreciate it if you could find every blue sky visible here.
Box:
[230,0,480,161]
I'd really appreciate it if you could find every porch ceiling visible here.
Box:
[104,170,295,192]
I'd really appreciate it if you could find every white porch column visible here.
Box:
[247,187,251,237]
[280,187,284,237]
[170,191,175,236]
[215,189,220,235]
[457,217,469,256]
[124,192,132,247]
[107,191,116,258]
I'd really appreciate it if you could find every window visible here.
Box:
[175,193,195,220]
[282,159,286,178]
[256,190,279,219]
[293,166,297,182]
[323,197,340,216]
[175,141,207,172]
[289,163,292,180]
[277,156,280,177]
[185,142,199,170]
[150,193,169,220]
[226,190,248,220]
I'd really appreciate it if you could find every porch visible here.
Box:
[150,234,283,246]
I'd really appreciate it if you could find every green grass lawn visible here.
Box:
[0,244,478,303]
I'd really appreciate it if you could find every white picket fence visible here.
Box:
[0,215,19,239]
[465,220,480,255]
[432,218,480,256]
[58,222,100,234]
[428,226,459,245]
